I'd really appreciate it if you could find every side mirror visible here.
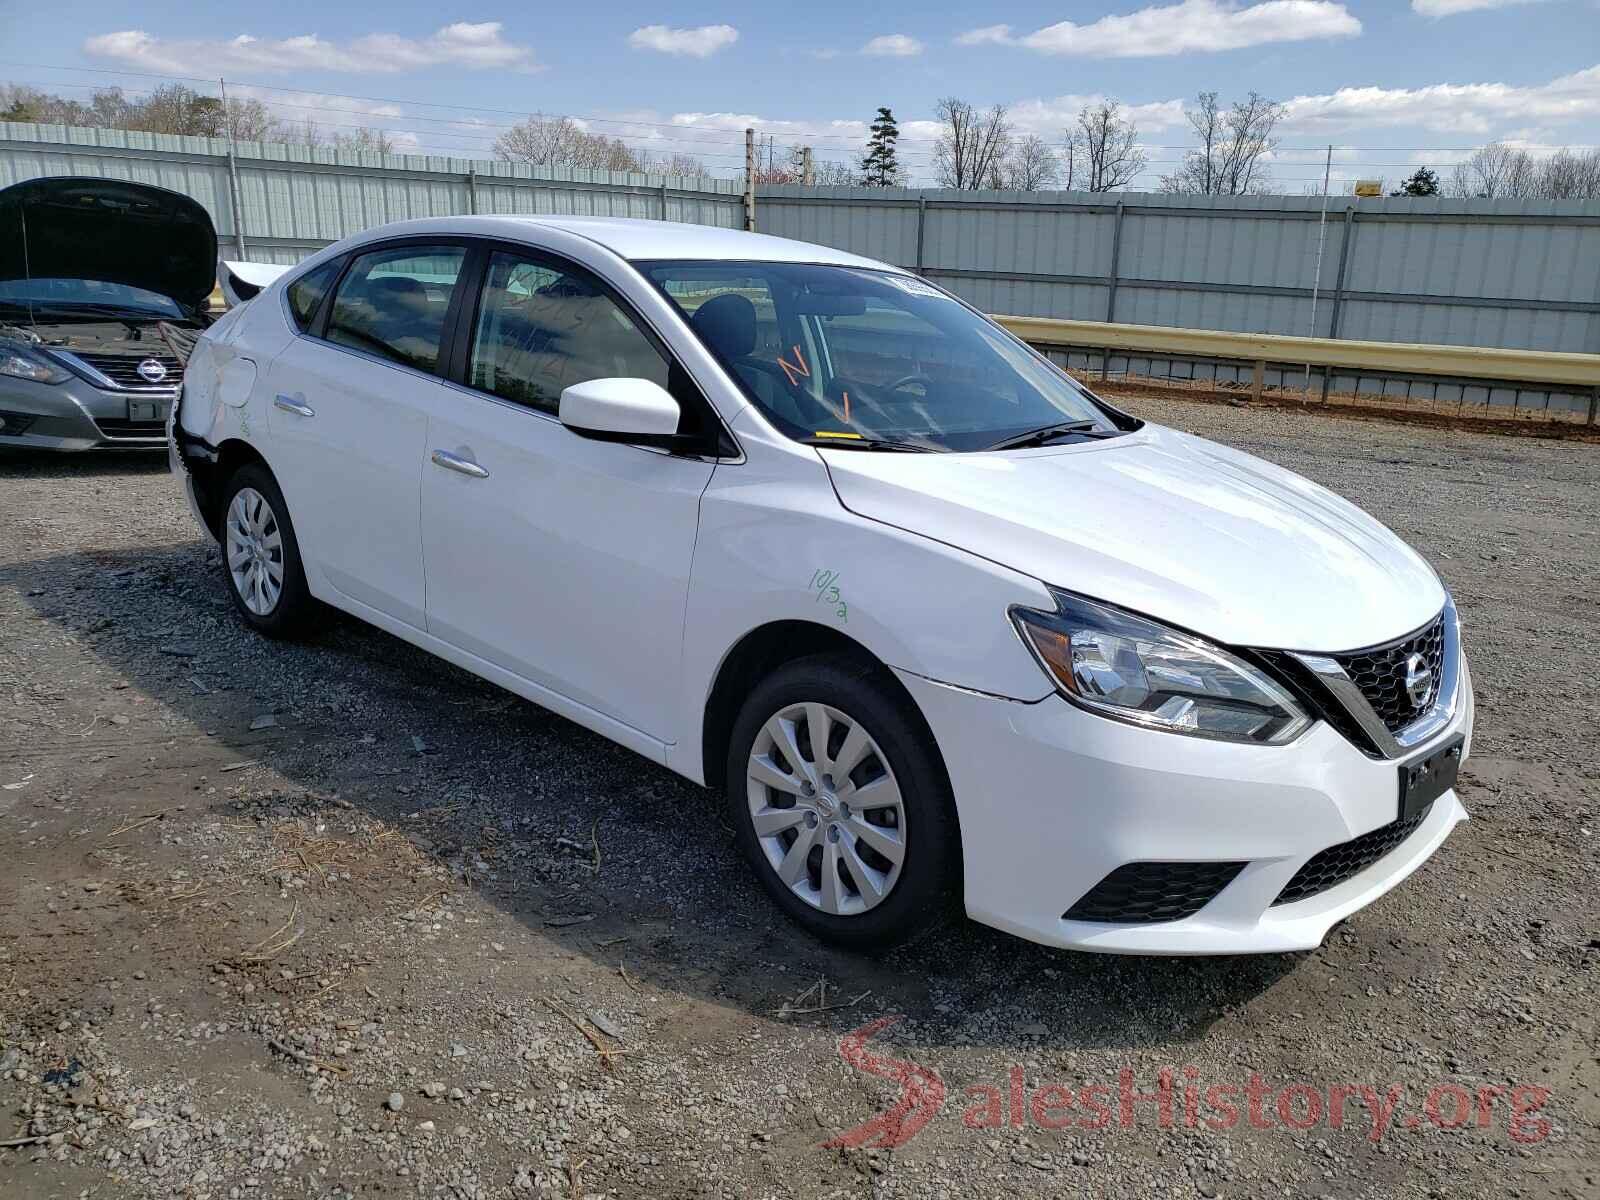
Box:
[558,377,684,446]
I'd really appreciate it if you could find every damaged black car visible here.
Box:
[0,176,216,450]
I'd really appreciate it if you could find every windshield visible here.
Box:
[0,278,183,319]
[640,260,1125,452]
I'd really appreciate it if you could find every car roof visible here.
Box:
[337,215,902,271]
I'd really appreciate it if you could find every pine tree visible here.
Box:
[860,107,901,187]
[1392,166,1440,197]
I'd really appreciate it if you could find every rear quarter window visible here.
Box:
[285,259,342,332]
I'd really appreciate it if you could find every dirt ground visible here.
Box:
[1,393,1596,1200]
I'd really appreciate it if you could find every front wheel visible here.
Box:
[725,654,957,950]
[219,464,318,638]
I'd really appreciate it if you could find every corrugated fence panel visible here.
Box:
[759,187,921,265]
[756,187,1600,354]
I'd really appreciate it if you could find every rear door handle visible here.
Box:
[430,449,490,479]
[274,394,315,418]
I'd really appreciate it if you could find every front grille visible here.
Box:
[71,351,183,391]
[1272,803,1433,906]
[94,418,167,440]
[1064,861,1247,924]
[1330,614,1445,734]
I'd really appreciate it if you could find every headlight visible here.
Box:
[1012,590,1311,745]
[0,347,69,384]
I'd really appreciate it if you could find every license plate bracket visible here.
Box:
[128,399,163,422]
[1398,735,1463,821]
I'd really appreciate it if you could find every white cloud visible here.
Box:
[954,25,1016,46]
[1282,63,1600,135]
[230,86,404,121]
[861,34,924,57]
[627,24,738,57]
[1008,93,1191,136]
[84,22,536,74]
[956,0,1361,58]
[1411,0,1545,15]
[221,86,425,150]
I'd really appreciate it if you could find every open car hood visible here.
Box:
[820,424,1445,653]
[0,176,217,314]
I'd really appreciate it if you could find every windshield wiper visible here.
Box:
[984,420,1120,451]
[798,435,939,453]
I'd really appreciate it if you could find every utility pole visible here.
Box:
[219,77,249,259]
[1304,143,1333,397]
[743,128,756,232]
[802,147,814,186]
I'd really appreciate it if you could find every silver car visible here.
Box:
[0,177,216,451]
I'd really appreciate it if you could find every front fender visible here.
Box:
[672,448,1054,783]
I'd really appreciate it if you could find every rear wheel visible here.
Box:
[726,654,956,950]
[219,464,317,638]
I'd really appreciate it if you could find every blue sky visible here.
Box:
[2,1,1598,187]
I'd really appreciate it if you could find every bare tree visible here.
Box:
[223,97,279,142]
[494,115,645,172]
[1161,91,1285,195]
[1446,142,1543,198]
[1537,148,1600,199]
[933,98,1013,190]
[289,117,325,147]
[1067,101,1147,192]
[645,151,709,178]
[810,158,862,186]
[749,142,804,184]
[2,81,280,140]
[995,134,1060,190]
[331,127,396,155]
[1448,143,1600,199]
[129,84,215,135]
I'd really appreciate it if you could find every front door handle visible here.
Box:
[274,394,315,418]
[430,448,490,479]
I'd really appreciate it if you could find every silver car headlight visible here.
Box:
[0,346,69,384]
[1012,589,1311,745]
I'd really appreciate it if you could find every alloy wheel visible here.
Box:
[746,702,907,916]
[225,487,284,616]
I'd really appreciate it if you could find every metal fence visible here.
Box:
[759,185,1600,359]
[0,121,745,265]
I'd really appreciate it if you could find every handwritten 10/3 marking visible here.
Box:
[810,569,848,623]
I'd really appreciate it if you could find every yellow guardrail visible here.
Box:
[995,315,1600,391]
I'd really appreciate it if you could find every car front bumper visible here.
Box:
[0,373,173,451]
[897,657,1474,955]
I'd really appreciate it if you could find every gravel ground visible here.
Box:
[1,394,1596,1200]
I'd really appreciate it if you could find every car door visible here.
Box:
[419,246,718,748]
[265,242,468,631]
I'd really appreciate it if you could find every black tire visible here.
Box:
[218,463,318,639]
[725,653,958,951]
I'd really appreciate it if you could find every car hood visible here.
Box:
[820,424,1445,653]
[0,177,217,313]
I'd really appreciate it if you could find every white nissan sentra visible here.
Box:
[171,216,1473,955]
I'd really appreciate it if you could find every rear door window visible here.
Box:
[324,246,467,374]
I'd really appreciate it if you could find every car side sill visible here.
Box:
[316,588,673,770]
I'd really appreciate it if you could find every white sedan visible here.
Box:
[171,216,1473,954]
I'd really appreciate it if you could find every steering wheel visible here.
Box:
[880,373,933,397]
